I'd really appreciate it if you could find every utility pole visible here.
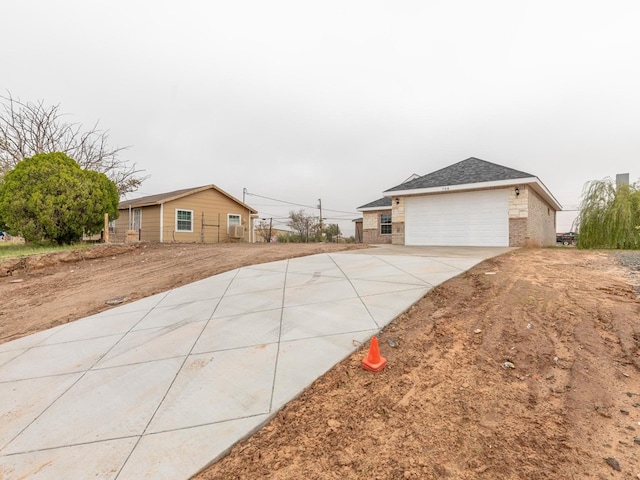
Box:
[318,198,323,240]
[269,217,273,242]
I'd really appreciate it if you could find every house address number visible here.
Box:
[441,186,450,191]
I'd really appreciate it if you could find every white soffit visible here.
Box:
[384,177,562,211]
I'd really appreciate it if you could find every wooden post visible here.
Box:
[104,213,109,243]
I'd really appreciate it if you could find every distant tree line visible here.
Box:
[254,209,353,243]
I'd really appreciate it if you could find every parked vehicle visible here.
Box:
[556,232,577,245]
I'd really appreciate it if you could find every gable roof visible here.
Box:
[118,185,257,213]
[357,197,392,210]
[401,173,421,183]
[385,157,533,192]
[357,173,422,211]
[383,157,562,211]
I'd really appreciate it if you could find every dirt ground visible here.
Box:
[2,245,640,479]
[0,242,365,344]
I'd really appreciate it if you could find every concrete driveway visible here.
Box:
[0,245,510,479]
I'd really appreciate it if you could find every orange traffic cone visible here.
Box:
[362,336,387,372]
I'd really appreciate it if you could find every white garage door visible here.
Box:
[405,189,509,246]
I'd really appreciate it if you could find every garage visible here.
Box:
[359,157,562,247]
[405,189,509,246]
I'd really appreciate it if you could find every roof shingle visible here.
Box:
[118,185,257,213]
[118,186,208,208]
[385,157,533,192]
[357,197,392,209]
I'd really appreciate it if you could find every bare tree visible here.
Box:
[255,219,273,243]
[0,92,146,195]
[287,209,319,242]
[324,223,341,242]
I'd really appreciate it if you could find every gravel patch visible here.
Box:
[611,250,640,297]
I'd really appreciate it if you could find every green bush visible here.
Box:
[0,152,119,244]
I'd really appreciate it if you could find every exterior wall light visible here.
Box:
[395,197,400,205]
[515,187,520,197]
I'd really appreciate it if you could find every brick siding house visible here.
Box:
[357,157,561,247]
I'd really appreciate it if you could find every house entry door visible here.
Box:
[132,208,142,231]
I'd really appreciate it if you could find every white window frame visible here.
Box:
[227,213,241,233]
[176,209,194,232]
[380,213,392,235]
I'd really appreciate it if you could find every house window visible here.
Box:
[108,220,116,233]
[227,214,241,233]
[380,213,392,235]
[176,209,194,232]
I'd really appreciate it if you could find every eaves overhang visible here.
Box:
[357,205,393,212]
[383,177,563,211]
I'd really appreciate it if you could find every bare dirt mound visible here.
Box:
[194,248,640,480]
[0,242,365,344]
[0,244,139,276]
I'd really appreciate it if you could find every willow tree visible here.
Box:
[576,178,640,249]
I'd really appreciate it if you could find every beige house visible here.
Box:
[112,185,258,243]
[358,157,561,247]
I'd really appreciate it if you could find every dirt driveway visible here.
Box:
[2,244,640,479]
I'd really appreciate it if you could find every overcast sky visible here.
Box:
[4,1,640,234]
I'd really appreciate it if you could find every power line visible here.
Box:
[256,213,289,220]
[245,191,315,209]
[323,207,359,214]
[245,190,358,215]
[248,203,297,207]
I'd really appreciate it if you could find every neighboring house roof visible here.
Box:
[357,197,392,211]
[118,185,258,213]
[383,157,562,211]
